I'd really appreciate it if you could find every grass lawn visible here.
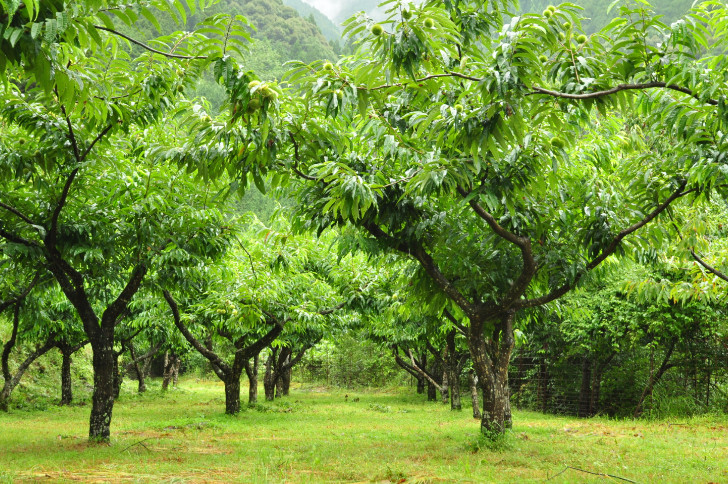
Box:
[0,378,725,483]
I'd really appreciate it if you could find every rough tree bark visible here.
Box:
[275,347,292,398]
[60,346,73,405]
[57,339,88,405]
[265,343,315,400]
[469,370,481,419]
[264,348,277,401]
[468,310,515,434]
[128,343,159,393]
[161,351,174,390]
[445,329,463,411]
[280,366,291,396]
[244,355,259,405]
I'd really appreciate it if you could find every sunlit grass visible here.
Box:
[0,378,725,483]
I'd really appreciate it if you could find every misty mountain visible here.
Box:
[282,0,342,42]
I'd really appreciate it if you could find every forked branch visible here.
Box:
[519,180,691,308]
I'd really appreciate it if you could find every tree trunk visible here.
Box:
[427,357,440,402]
[280,366,291,396]
[469,311,515,436]
[60,346,73,405]
[88,334,117,442]
[264,350,276,401]
[224,376,241,415]
[446,330,462,411]
[450,374,462,410]
[416,375,425,394]
[634,339,677,418]
[162,352,179,391]
[578,355,592,418]
[440,366,449,404]
[172,357,181,386]
[162,351,171,391]
[273,347,292,398]
[503,382,512,429]
[417,351,426,394]
[469,370,481,419]
[142,352,154,382]
[128,344,146,393]
[112,353,122,400]
[244,355,259,405]
[392,346,426,395]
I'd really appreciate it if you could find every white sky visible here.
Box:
[301,0,343,20]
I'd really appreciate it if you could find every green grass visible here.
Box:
[0,378,726,483]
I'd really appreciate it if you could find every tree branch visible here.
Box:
[391,345,422,379]
[237,317,285,360]
[691,250,728,284]
[443,309,468,336]
[101,263,148,328]
[162,290,232,375]
[94,26,208,60]
[287,132,318,181]
[1,304,22,382]
[318,301,346,316]
[0,226,40,248]
[407,348,444,391]
[80,124,113,163]
[0,202,35,226]
[457,186,537,308]
[0,271,41,316]
[518,181,691,308]
[363,222,476,317]
[530,82,718,106]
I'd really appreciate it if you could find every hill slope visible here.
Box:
[282,0,341,42]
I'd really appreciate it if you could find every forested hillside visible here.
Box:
[199,0,338,63]
[328,0,693,30]
[283,0,341,42]
[520,0,694,33]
